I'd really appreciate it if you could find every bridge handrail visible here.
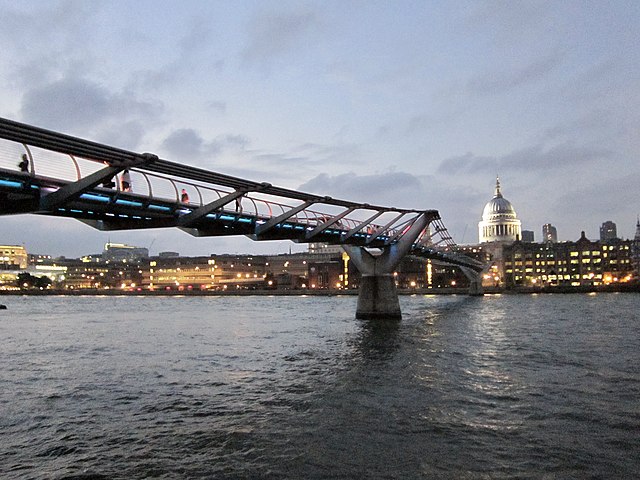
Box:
[1,117,477,251]
[0,117,431,215]
[1,140,414,238]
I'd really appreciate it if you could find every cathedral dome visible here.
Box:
[482,183,517,220]
[478,177,521,243]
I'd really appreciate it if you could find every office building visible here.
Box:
[102,242,149,262]
[521,230,534,242]
[599,221,617,241]
[542,224,558,243]
[503,232,634,288]
[0,245,28,269]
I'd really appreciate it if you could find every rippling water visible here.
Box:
[1,293,639,479]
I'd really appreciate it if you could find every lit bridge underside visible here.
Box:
[0,117,485,318]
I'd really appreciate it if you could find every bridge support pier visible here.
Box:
[344,212,431,320]
[344,246,403,319]
[461,266,484,296]
[357,274,401,319]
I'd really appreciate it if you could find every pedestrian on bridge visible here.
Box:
[18,154,29,173]
[120,170,131,192]
[181,189,190,203]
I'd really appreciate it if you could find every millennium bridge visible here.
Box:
[0,117,485,319]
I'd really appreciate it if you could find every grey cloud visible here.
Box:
[502,143,611,170]
[549,173,640,239]
[558,173,640,219]
[237,142,361,173]
[99,121,147,151]
[405,114,439,135]
[438,143,611,175]
[1,2,104,92]
[466,0,558,45]
[467,55,560,95]
[172,140,361,188]
[178,16,216,54]
[292,142,362,165]
[21,78,109,129]
[298,171,425,207]
[20,77,162,139]
[253,152,308,166]
[437,152,498,175]
[130,13,224,91]
[0,1,94,49]
[207,101,227,114]
[539,109,614,144]
[161,128,250,160]
[241,9,319,65]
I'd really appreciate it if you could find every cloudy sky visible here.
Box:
[1,0,639,257]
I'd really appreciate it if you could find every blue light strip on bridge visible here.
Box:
[115,199,144,208]
[148,204,172,212]
[80,193,110,203]
[0,179,23,188]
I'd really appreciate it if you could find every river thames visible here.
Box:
[1,293,638,479]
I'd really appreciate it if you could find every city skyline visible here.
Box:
[4,214,636,260]
[1,1,639,257]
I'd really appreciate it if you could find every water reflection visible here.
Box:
[2,294,638,479]
[351,318,401,362]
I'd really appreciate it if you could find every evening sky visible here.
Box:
[1,0,639,256]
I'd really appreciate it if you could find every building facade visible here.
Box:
[144,255,268,291]
[599,221,617,241]
[633,218,640,277]
[103,242,149,262]
[521,230,534,242]
[542,224,558,243]
[503,232,635,288]
[0,245,28,269]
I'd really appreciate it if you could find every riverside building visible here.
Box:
[503,231,635,288]
[633,218,640,277]
[144,255,268,291]
[0,244,28,269]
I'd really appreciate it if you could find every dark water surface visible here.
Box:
[1,293,638,479]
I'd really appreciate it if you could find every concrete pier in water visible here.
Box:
[344,212,432,320]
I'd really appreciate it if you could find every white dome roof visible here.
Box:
[482,178,518,220]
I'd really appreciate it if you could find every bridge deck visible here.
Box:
[0,117,484,273]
